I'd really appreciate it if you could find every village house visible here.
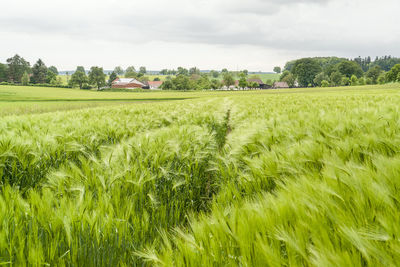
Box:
[111,78,146,89]
[147,81,163,90]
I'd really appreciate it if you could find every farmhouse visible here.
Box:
[247,78,270,89]
[273,81,289,89]
[111,78,146,89]
[147,81,163,90]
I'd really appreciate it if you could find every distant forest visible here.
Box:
[280,56,400,88]
[284,56,400,73]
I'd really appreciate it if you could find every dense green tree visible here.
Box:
[160,74,204,90]
[210,70,219,78]
[48,66,59,75]
[223,73,235,87]
[285,57,347,76]
[21,71,29,85]
[189,67,200,76]
[284,60,296,72]
[292,58,322,87]
[385,64,400,82]
[194,75,212,90]
[321,80,329,87]
[377,74,386,84]
[0,63,8,82]
[280,70,290,81]
[153,77,161,81]
[161,80,173,90]
[76,66,85,73]
[6,54,30,83]
[366,66,382,84]
[341,77,350,86]
[221,68,228,74]
[172,75,191,90]
[69,71,88,89]
[273,66,281,74]
[31,59,47,84]
[46,69,57,83]
[337,61,363,78]
[210,79,222,89]
[238,73,248,88]
[358,77,366,85]
[313,72,329,87]
[108,71,118,86]
[48,76,62,86]
[89,66,106,90]
[160,69,168,75]
[330,71,343,86]
[125,66,138,78]
[139,66,147,75]
[281,72,296,88]
[242,70,249,76]
[177,67,189,76]
[114,66,124,75]
[350,75,358,86]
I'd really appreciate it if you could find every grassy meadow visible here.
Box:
[1,83,400,265]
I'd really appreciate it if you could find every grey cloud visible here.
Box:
[220,0,332,15]
[0,0,399,67]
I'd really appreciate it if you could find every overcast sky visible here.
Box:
[0,0,399,71]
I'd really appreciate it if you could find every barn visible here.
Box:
[111,78,146,89]
[247,78,270,89]
[273,81,290,89]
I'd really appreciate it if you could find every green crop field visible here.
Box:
[1,83,400,266]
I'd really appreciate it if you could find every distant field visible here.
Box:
[0,85,190,116]
[1,83,399,116]
[252,73,281,82]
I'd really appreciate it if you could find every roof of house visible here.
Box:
[273,81,289,88]
[147,81,163,87]
[247,78,264,85]
[112,78,146,87]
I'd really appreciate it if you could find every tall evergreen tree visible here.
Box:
[108,71,118,86]
[31,59,48,84]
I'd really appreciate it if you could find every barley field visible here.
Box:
[1,84,400,266]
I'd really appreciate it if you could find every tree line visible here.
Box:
[2,53,400,90]
[0,54,113,90]
[0,54,62,86]
[279,56,400,88]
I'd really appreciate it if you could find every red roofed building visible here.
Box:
[111,78,146,89]
[147,81,163,89]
